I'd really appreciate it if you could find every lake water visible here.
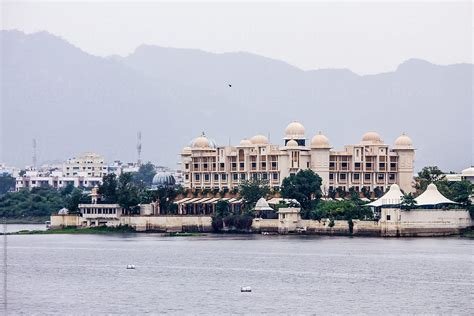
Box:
[1,229,473,315]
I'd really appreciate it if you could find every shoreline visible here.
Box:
[5,226,473,238]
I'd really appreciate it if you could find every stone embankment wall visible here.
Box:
[50,214,82,229]
[380,209,472,237]
[51,209,472,236]
[120,215,213,232]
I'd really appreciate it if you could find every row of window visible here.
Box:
[82,208,120,215]
[329,162,397,170]
[187,162,279,170]
[189,172,280,182]
[329,173,396,181]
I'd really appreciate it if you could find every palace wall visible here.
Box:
[120,215,213,232]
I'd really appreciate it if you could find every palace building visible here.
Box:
[180,122,415,193]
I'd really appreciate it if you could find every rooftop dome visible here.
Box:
[361,131,383,144]
[284,121,305,139]
[310,132,331,149]
[58,208,69,215]
[152,172,176,188]
[250,134,269,145]
[190,133,217,149]
[239,138,252,146]
[286,139,298,147]
[394,133,413,149]
[462,166,474,177]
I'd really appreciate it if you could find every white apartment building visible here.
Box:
[181,122,416,193]
[63,152,109,177]
[15,170,102,191]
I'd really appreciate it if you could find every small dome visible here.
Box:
[286,139,298,147]
[250,134,269,145]
[254,197,273,211]
[394,133,413,148]
[361,131,383,144]
[58,208,69,215]
[181,146,192,153]
[239,138,252,146]
[152,172,176,188]
[462,166,474,177]
[285,121,305,139]
[310,132,331,148]
[190,132,217,149]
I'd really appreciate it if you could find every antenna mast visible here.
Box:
[32,139,37,170]
[137,131,142,166]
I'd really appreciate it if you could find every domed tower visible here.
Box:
[284,121,306,146]
[310,132,331,191]
[392,133,415,193]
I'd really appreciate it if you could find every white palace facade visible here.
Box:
[180,122,415,194]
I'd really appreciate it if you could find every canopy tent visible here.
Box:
[366,184,404,207]
[254,197,274,211]
[415,183,458,206]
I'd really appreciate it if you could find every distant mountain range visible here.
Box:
[1,30,472,171]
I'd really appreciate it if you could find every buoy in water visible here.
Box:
[240,286,252,292]
[126,264,136,269]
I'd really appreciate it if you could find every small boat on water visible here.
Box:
[126,264,136,269]
[240,286,252,292]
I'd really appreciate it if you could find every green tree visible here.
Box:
[134,162,156,186]
[117,173,141,214]
[401,193,417,210]
[64,188,88,214]
[445,180,472,206]
[280,170,322,211]
[414,166,446,191]
[215,200,230,217]
[0,174,15,195]
[239,179,270,211]
[98,173,118,203]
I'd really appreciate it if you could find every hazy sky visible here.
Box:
[1,0,473,74]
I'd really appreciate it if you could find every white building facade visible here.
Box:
[180,122,416,193]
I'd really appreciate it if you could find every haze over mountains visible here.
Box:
[1,30,472,172]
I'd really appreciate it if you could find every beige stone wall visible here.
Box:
[50,214,82,229]
[120,216,213,232]
[251,218,279,232]
[381,208,473,237]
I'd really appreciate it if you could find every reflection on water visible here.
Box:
[3,231,473,315]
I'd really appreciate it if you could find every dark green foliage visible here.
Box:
[98,173,118,203]
[239,179,270,211]
[64,188,89,214]
[310,200,373,222]
[0,174,16,195]
[223,214,253,231]
[215,200,230,217]
[281,169,322,211]
[401,193,417,210]
[133,162,156,187]
[348,218,354,234]
[117,173,141,214]
[336,187,346,199]
[361,187,371,199]
[0,186,89,219]
[211,216,223,232]
[414,166,446,191]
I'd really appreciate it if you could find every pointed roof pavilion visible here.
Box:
[414,183,458,206]
[367,184,404,207]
